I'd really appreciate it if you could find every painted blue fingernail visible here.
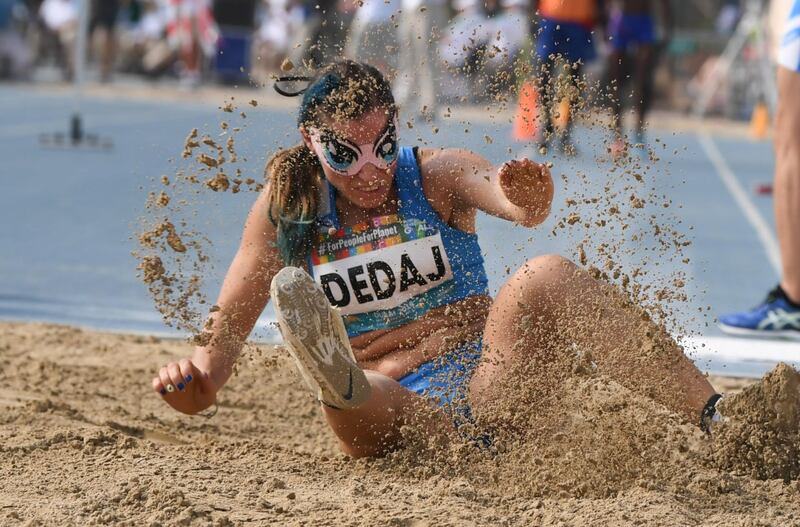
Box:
[185,374,193,383]
[177,382,185,391]
[160,388,167,395]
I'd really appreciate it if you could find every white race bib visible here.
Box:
[310,215,454,315]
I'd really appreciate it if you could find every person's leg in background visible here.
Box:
[628,9,661,147]
[534,54,556,150]
[346,13,397,80]
[317,5,354,64]
[344,13,366,61]
[540,20,596,155]
[396,3,439,119]
[631,42,655,143]
[606,45,628,154]
[718,0,800,338]
[298,12,324,66]
[559,61,583,155]
[418,1,447,119]
[606,9,633,158]
[775,66,800,307]
[181,15,201,87]
[394,6,417,113]
[532,16,559,151]
[485,4,527,95]
[90,0,119,82]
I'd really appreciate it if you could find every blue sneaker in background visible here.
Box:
[719,286,800,340]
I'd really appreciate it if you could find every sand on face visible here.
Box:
[2,321,799,526]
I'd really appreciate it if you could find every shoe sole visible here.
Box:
[271,266,371,409]
[718,323,800,342]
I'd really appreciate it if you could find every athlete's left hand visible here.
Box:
[498,159,554,227]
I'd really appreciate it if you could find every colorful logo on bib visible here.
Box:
[310,215,454,315]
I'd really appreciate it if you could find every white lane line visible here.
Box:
[0,113,165,138]
[697,133,781,276]
[681,334,800,378]
[0,296,283,342]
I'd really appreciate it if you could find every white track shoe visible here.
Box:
[271,266,371,409]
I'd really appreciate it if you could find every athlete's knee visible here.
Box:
[523,254,577,277]
[502,254,578,295]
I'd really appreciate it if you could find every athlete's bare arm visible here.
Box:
[152,185,284,414]
[419,148,554,228]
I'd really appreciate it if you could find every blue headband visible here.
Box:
[297,73,342,127]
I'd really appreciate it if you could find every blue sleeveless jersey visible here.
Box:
[307,146,489,337]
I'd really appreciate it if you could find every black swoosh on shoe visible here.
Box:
[342,369,354,401]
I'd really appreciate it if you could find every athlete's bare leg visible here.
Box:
[632,43,656,138]
[321,370,450,458]
[470,255,716,422]
[607,48,629,141]
[775,67,800,303]
[535,55,558,146]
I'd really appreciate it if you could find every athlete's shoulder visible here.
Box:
[417,146,461,163]
[419,147,493,181]
[417,147,476,181]
[245,181,279,242]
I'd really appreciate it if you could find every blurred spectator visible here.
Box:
[532,0,603,153]
[301,0,355,68]
[211,0,257,83]
[483,0,528,93]
[395,0,448,119]
[39,0,77,79]
[606,0,672,157]
[438,0,528,101]
[90,0,120,82]
[716,0,740,35]
[251,0,303,80]
[165,0,219,88]
[345,0,399,77]
[438,0,489,72]
[118,0,174,77]
[0,0,33,79]
[436,0,487,102]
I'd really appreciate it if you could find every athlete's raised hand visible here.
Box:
[498,158,554,227]
[152,358,218,415]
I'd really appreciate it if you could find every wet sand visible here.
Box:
[3,321,800,525]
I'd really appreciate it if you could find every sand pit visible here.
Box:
[2,321,800,525]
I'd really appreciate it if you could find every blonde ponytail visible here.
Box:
[265,144,322,266]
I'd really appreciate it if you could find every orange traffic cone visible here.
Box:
[749,101,769,139]
[513,80,538,141]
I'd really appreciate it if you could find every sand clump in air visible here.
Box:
[134,100,262,339]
